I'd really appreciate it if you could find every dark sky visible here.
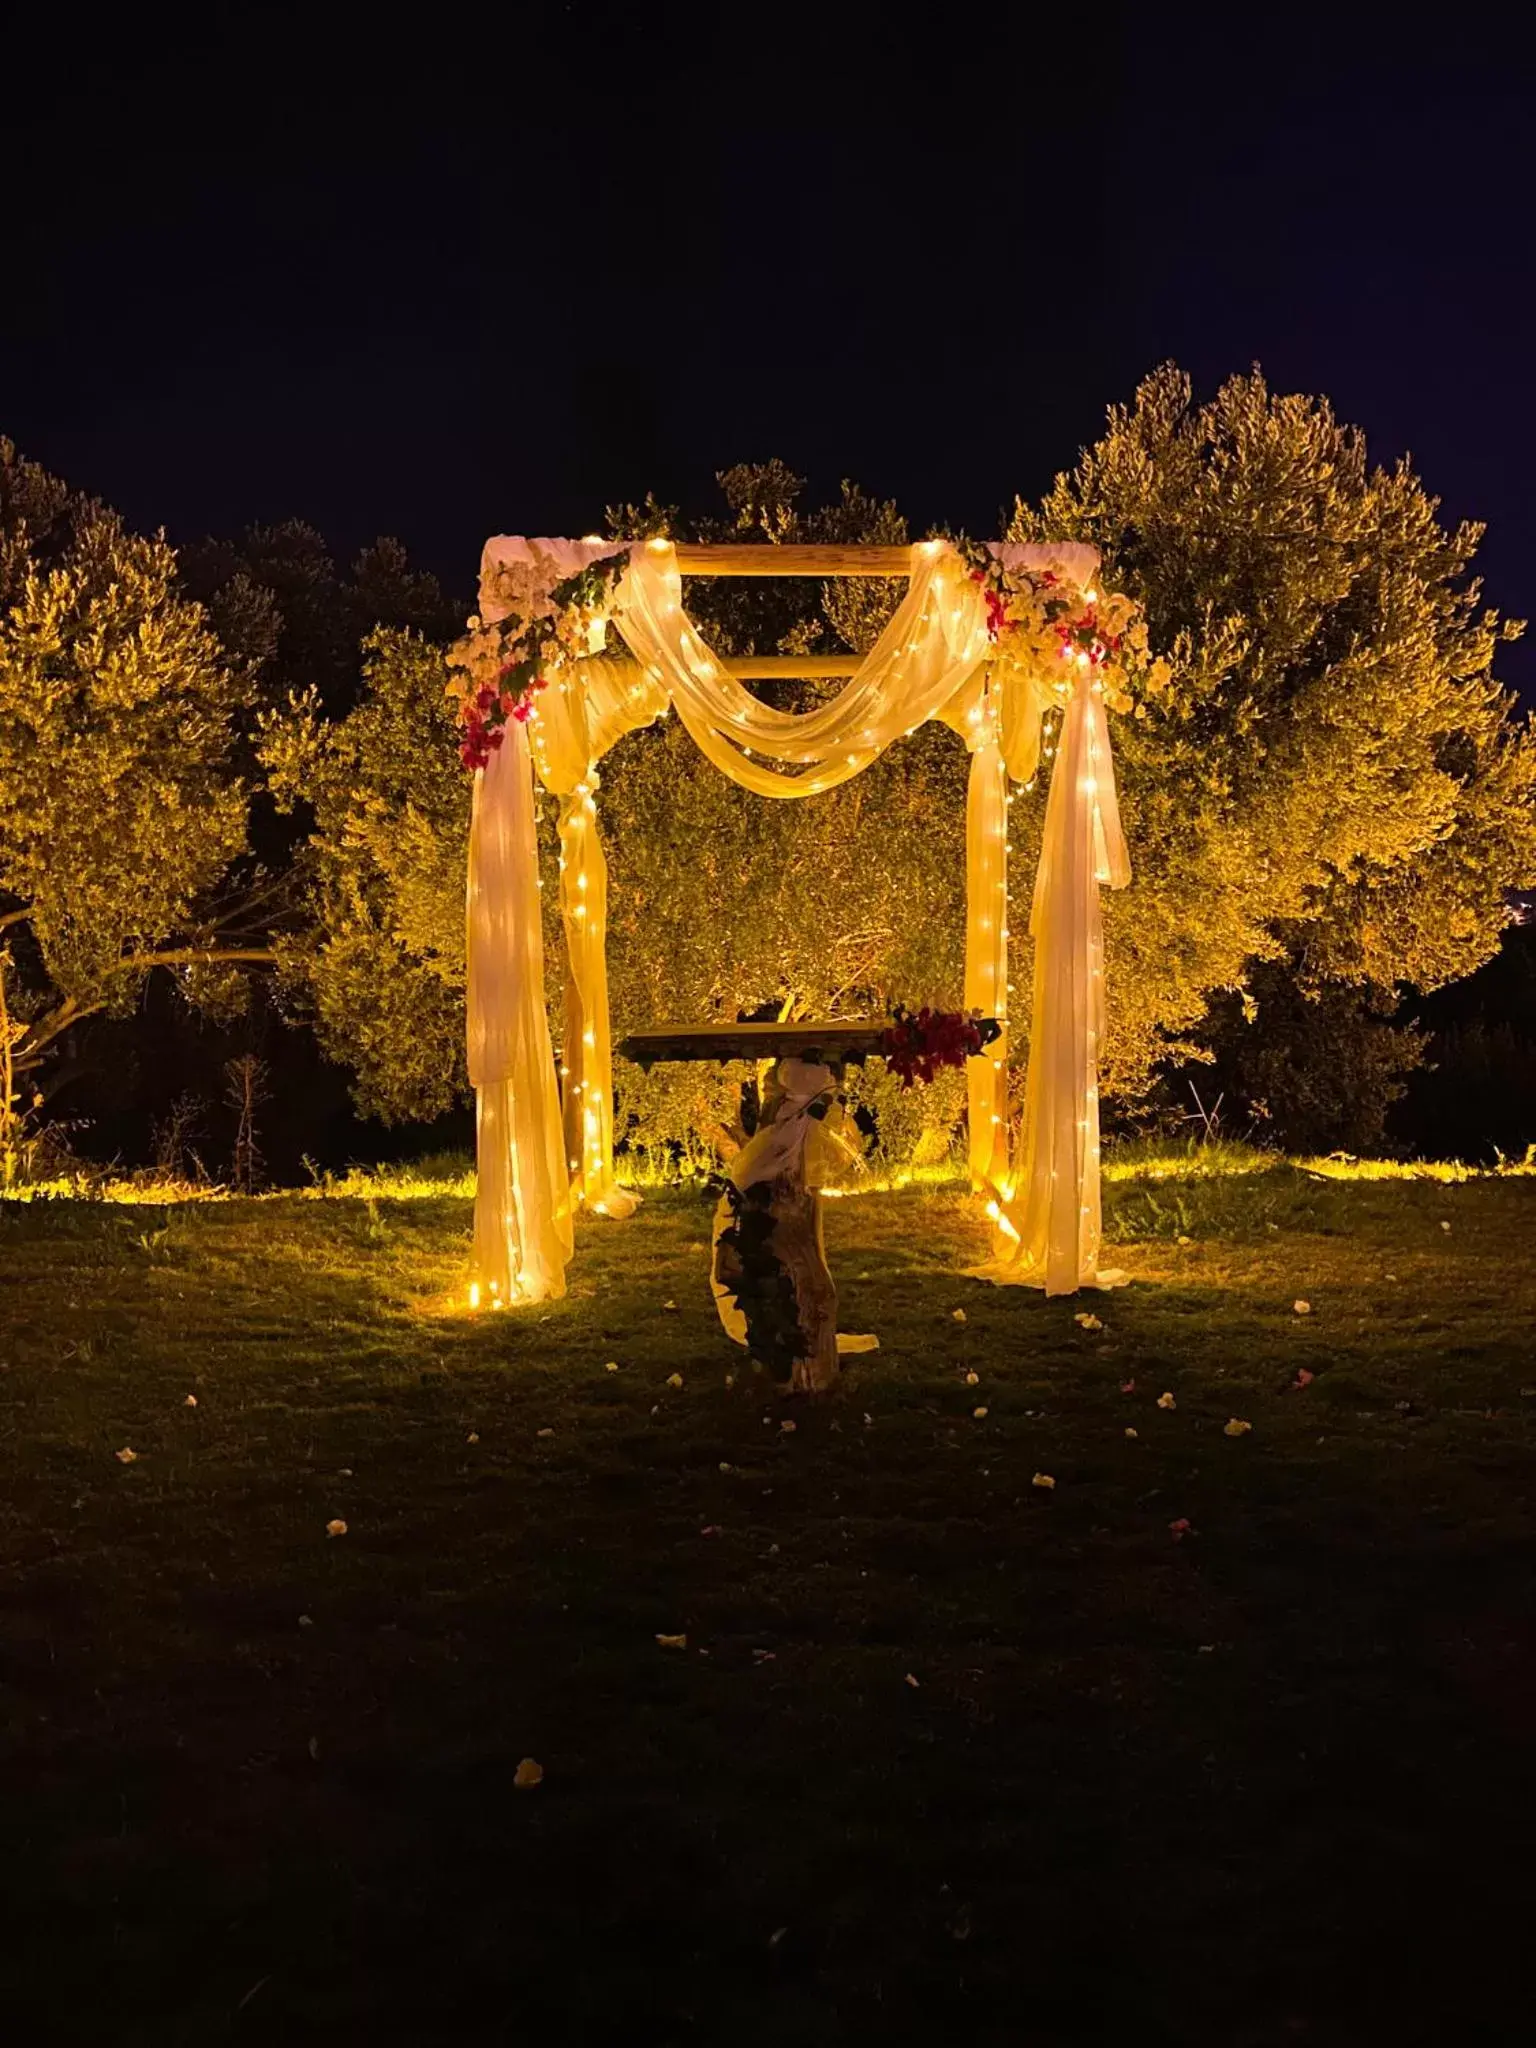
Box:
[9,5,1536,696]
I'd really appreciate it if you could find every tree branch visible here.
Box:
[13,997,95,1071]
[12,946,278,1072]
[102,946,278,983]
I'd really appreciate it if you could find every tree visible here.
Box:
[266,465,971,1163]
[260,626,472,1124]
[182,521,461,715]
[0,441,270,1133]
[270,385,1536,1166]
[1013,367,1536,1142]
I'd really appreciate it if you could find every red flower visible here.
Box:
[458,718,506,772]
[967,568,1010,640]
[880,1005,987,1086]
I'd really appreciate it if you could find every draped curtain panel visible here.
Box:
[466,538,1129,1306]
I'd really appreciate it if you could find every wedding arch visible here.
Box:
[452,534,1162,1312]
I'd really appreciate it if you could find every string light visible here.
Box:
[468,534,1126,1303]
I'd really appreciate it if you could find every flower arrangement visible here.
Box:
[953,539,1171,716]
[445,549,630,771]
[879,1005,999,1087]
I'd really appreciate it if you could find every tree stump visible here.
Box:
[763,1164,840,1394]
[711,1059,844,1393]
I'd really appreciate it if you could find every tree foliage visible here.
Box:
[260,626,471,1124]
[1015,366,1536,1139]
[20,365,1526,1168]
[182,520,460,714]
[0,440,258,1114]
[263,594,972,1158]
[272,393,1536,1164]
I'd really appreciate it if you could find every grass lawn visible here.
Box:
[3,1162,1535,2045]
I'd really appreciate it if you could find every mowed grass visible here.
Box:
[2,1166,1535,2046]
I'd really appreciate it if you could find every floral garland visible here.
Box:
[879,1005,1000,1087]
[952,538,1171,716]
[445,548,630,772]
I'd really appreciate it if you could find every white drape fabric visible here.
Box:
[961,706,1011,1191]
[464,535,1128,1308]
[616,539,989,795]
[465,727,573,1303]
[975,656,1131,1292]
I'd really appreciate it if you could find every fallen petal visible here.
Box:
[1223,1417,1253,1437]
[655,1632,687,1651]
[513,1757,544,1789]
[1032,1471,1056,1490]
[115,1446,138,1464]
[326,1519,348,1538]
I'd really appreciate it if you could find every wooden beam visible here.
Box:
[616,1017,1000,1070]
[721,655,862,678]
[618,1022,892,1070]
[670,543,920,578]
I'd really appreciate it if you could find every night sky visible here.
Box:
[10,7,1536,698]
